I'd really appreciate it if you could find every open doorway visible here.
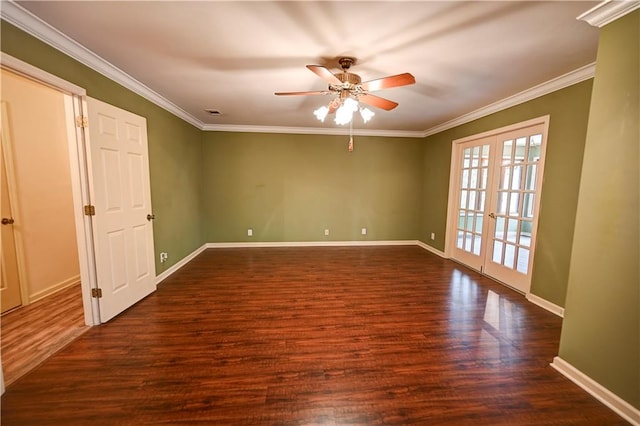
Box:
[0,67,87,385]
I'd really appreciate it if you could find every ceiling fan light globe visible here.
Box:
[334,104,354,125]
[314,106,329,122]
[360,107,375,123]
[343,97,359,112]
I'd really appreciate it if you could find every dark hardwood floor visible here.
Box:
[1,246,628,425]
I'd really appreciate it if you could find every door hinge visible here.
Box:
[84,205,96,216]
[91,288,103,298]
[76,116,88,128]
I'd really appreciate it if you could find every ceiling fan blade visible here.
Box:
[306,65,342,85]
[361,73,416,92]
[358,94,399,111]
[274,91,330,96]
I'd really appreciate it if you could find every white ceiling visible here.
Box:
[11,1,601,136]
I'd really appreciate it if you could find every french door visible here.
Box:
[447,117,548,293]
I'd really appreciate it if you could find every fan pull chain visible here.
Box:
[348,120,354,152]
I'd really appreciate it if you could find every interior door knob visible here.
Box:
[488,212,496,219]
[1,217,15,225]
[146,214,155,221]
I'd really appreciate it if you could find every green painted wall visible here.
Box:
[559,11,639,409]
[1,21,204,274]
[202,132,424,242]
[421,81,593,307]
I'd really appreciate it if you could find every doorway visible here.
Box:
[446,116,549,294]
[0,68,87,384]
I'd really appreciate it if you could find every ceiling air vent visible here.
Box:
[205,109,223,116]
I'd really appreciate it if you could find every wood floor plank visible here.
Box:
[0,247,629,424]
[1,283,88,387]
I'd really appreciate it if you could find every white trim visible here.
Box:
[451,115,551,145]
[201,124,423,138]
[155,244,208,285]
[578,0,640,28]
[206,240,419,249]
[2,1,597,139]
[64,95,99,326]
[423,64,595,137]
[28,275,81,304]
[1,52,86,96]
[551,357,640,425]
[526,293,565,317]
[415,240,446,258]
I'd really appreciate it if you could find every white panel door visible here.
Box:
[86,97,156,322]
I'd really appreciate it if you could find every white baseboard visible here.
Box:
[526,293,565,317]
[155,243,208,285]
[415,240,446,258]
[551,357,640,425]
[29,275,81,304]
[206,240,419,249]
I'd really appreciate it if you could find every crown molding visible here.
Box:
[1,1,598,139]
[422,62,596,137]
[201,123,424,138]
[577,0,640,27]
[0,1,204,129]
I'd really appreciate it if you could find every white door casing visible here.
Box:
[446,116,549,294]
[86,97,156,322]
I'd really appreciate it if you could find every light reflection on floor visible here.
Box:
[448,268,524,366]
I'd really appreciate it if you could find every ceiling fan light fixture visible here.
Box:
[277,57,415,127]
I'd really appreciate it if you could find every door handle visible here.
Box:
[488,212,496,219]
[1,217,15,225]
[146,214,155,221]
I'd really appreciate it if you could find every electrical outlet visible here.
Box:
[361,227,367,235]
[160,252,168,263]
[430,232,436,240]
[324,229,330,236]
[247,228,253,237]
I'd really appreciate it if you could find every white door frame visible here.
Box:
[1,52,99,326]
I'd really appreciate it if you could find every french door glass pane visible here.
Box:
[504,244,516,268]
[512,165,523,189]
[523,193,535,218]
[525,165,537,190]
[493,241,503,263]
[520,221,532,247]
[495,216,505,238]
[500,166,511,189]
[517,248,530,273]
[468,190,477,210]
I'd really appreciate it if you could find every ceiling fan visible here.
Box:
[275,57,415,125]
